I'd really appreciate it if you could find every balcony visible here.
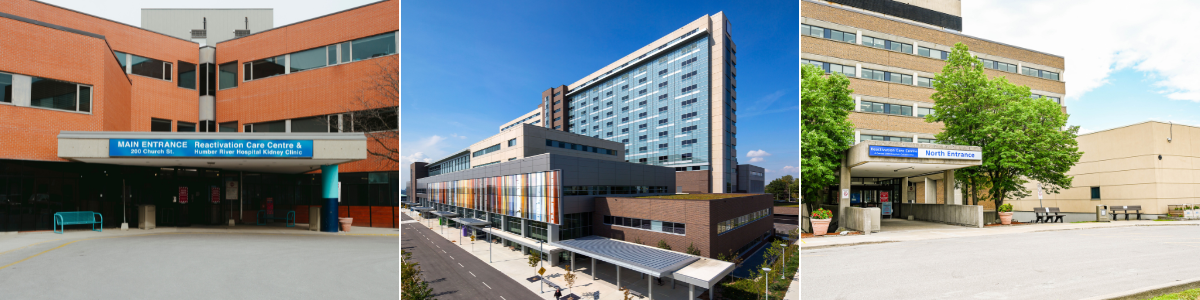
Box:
[731,76,737,88]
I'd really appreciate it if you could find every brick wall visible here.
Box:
[676,170,711,194]
[592,194,773,258]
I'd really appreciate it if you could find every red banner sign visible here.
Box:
[881,191,890,203]
[179,187,188,204]
[211,187,220,204]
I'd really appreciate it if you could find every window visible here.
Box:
[682,139,697,146]
[219,121,238,132]
[621,139,628,143]
[658,143,668,149]
[639,135,647,141]
[681,112,698,120]
[199,63,215,96]
[621,117,629,122]
[0,73,11,103]
[917,47,948,60]
[980,59,1019,73]
[30,77,92,113]
[859,134,913,143]
[639,147,647,153]
[151,118,172,132]
[681,84,698,93]
[658,131,668,137]
[352,31,397,61]
[246,56,286,80]
[1023,66,1060,80]
[473,144,501,157]
[918,138,938,144]
[639,124,647,130]
[606,132,613,137]
[1033,94,1062,105]
[218,62,238,89]
[861,36,912,54]
[621,128,629,133]
[680,57,698,67]
[177,61,196,89]
[622,85,628,90]
[917,77,935,88]
[658,81,668,88]
[860,68,911,84]
[658,155,668,161]
[681,153,693,159]
[917,107,935,117]
[251,120,286,132]
[177,121,196,132]
[681,70,698,80]
[802,59,855,77]
[508,138,517,147]
[658,94,668,100]
[638,158,647,163]
[639,112,647,118]
[658,106,668,112]
[291,116,329,132]
[681,98,697,106]
[1091,187,1101,199]
[129,54,172,81]
[681,125,697,133]
[606,121,613,127]
[639,89,647,95]
[859,100,912,116]
[658,119,668,125]
[801,24,856,43]
[290,47,327,72]
[638,78,647,84]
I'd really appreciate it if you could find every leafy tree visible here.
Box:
[402,250,436,300]
[765,175,798,200]
[563,264,577,294]
[686,242,702,256]
[657,239,671,250]
[801,64,855,205]
[527,250,542,277]
[928,43,1082,209]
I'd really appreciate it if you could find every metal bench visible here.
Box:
[53,211,103,234]
[1110,205,1142,220]
[256,210,296,227]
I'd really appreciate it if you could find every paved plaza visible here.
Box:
[0,224,399,299]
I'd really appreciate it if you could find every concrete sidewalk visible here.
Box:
[801,219,1200,250]
[0,223,398,257]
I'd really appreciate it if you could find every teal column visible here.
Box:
[320,164,339,232]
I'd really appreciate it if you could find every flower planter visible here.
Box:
[811,218,831,236]
[339,217,353,232]
[998,212,1013,225]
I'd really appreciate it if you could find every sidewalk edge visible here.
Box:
[1079,276,1200,300]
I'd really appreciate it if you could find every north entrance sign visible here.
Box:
[868,145,981,160]
[109,139,313,158]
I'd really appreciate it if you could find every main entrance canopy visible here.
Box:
[57,131,368,173]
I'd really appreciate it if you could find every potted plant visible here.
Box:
[998,203,1014,225]
[810,208,832,236]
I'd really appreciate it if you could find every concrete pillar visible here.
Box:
[944,169,958,205]
[839,153,852,227]
[592,257,596,280]
[854,96,861,111]
[648,274,653,300]
[689,283,694,299]
[319,165,339,232]
[617,265,621,290]
[901,177,909,204]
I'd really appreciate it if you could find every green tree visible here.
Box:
[527,250,542,277]
[686,242,702,256]
[928,43,1082,209]
[801,64,855,205]
[765,175,798,200]
[657,239,672,250]
[402,250,436,300]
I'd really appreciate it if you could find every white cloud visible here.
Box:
[780,166,798,173]
[746,149,771,158]
[401,152,432,164]
[451,133,467,139]
[749,157,765,163]
[965,0,1200,102]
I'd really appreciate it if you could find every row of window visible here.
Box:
[473,144,501,158]
[545,139,618,156]
[802,59,855,77]
[243,31,396,82]
[501,112,541,132]
[115,51,172,81]
[803,23,1062,81]
[603,215,686,235]
[1031,94,1062,104]
[563,186,670,196]
[150,118,196,132]
[716,209,769,235]
[861,68,912,85]
[579,28,700,89]
[859,100,912,116]
[858,134,938,144]
[629,152,693,164]
[0,73,92,113]
[239,107,397,133]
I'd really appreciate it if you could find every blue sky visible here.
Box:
[400,0,799,187]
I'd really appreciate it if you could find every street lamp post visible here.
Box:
[762,268,772,300]
[780,243,787,280]
[488,225,493,263]
[539,240,544,294]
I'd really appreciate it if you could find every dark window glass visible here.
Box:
[219,62,238,89]
[674,223,685,234]
[78,86,91,113]
[0,73,13,103]
[130,54,171,80]
[290,47,327,72]
[252,120,286,132]
[631,218,641,228]
[151,118,172,132]
[603,215,612,224]
[177,61,197,89]
[352,31,397,61]
[30,77,78,111]
[327,44,339,65]
[249,56,286,80]
[340,42,351,63]
[114,51,127,68]
[219,121,238,132]
[177,121,196,132]
[200,63,215,96]
[291,116,328,132]
[1091,187,1100,199]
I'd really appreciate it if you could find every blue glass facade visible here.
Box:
[566,35,712,169]
[427,152,469,176]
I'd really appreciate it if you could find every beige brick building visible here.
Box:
[802,0,1066,226]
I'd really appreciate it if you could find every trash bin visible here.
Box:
[138,204,156,229]
[1096,205,1110,222]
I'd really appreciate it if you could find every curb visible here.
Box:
[1079,276,1200,300]
[800,223,1200,251]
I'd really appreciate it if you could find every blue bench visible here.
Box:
[53,211,103,234]
[256,210,295,227]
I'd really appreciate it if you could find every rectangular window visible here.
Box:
[917,77,934,88]
[177,61,196,89]
[177,121,196,132]
[917,47,948,60]
[151,118,172,132]
[0,73,12,103]
[860,68,885,81]
[219,62,238,89]
[1022,66,1061,81]
[199,63,215,96]
[114,51,128,68]
[352,31,397,61]
[30,77,91,113]
[291,116,329,132]
[473,144,501,157]
[251,120,286,132]
[219,121,238,132]
[859,100,912,116]
[290,47,327,72]
[859,134,913,143]
[917,107,935,117]
[129,54,172,81]
[1091,187,1101,199]
[861,36,911,54]
[918,138,938,144]
[247,56,286,80]
[508,138,517,147]
[801,24,855,43]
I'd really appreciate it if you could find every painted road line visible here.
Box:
[500,297,506,300]
[449,255,455,260]
[470,271,476,277]
[459,263,464,268]
[482,282,492,289]
[0,239,63,257]
[442,250,446,253]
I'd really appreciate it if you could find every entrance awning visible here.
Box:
[431,211,459,218]
[450,218,490,226]
[488,228,560,252]
[412,207,435,211]
[400,201,418,206]
[57,131,367,174]
[551,235,699,278]
[846,140,982,178]
[672,257,736,288]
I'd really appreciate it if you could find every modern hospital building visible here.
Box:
[0,0,399,232]
[801,0,1067,229]
[405,12,776,295]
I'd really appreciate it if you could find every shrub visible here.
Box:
[686,243,702,256]
[998,203,1013,212]
[657,239,671,250]
[811,208,832,219]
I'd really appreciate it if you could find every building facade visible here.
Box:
[0,0,398,232]
[594,194,773,258]
[802,0,1066,215]
[141,9,274,46]
[736,164,765,194]
[539,13,739,193]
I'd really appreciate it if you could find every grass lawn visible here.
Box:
[1147,287,1200,299]
[636,194,750,200]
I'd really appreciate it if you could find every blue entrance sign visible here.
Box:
[868,145,981,160]
[109,139,313,158]
[868,146,919,158]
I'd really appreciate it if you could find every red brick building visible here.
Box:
[593,194,774,258]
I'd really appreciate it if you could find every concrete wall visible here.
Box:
[903,203,983,228]
[141,9,273,45]
[844,206,880,233]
